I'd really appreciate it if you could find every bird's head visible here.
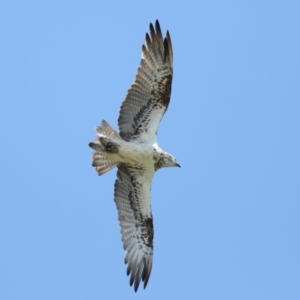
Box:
[162,153,181,168]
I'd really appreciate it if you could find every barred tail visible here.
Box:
[89,120,121,176]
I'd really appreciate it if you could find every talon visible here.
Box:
[106,143,112,151]
[105,142,118,153]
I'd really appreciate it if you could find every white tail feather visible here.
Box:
[89,120,122,176]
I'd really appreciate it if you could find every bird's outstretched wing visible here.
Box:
[114,164,155,292]
[118,20,173,143]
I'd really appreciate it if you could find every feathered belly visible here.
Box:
[118,143,155,166]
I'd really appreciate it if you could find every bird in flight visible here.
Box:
[89,20,180,292]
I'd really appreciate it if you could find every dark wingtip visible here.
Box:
[149,22,155,34]
[155,19,160,28]
[134,281,139,292]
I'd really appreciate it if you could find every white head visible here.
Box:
[155,153,181,170]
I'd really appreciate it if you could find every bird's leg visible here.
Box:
[99,137,119,153]
[105,142,119,153]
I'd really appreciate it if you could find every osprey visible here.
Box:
[89,20,180,292]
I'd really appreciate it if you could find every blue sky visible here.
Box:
[1,1,299,299]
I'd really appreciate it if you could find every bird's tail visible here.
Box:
[89,120,122,176]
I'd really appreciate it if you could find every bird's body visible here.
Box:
[89,20,179,292]
[106,138,158,169]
